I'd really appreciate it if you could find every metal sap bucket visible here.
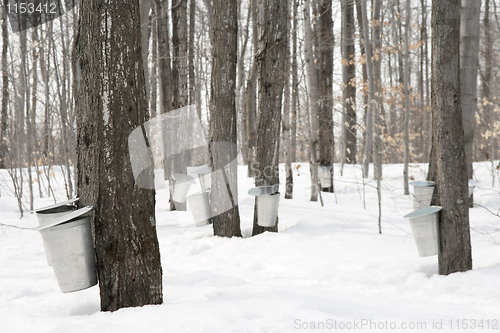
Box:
[34,198,79,265]
[318,166,332,188]
[249,186,280,227]
[186,192,212,227]
[410,181,436,210]
[187,164,212,192]
[154,169,167,190]
[36,207,97,293]
[172,173,196,203]
[404,206,442,257]
[468,179,475,197]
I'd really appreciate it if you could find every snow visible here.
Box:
[1,162,500,332]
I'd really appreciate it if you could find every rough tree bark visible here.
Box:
[140,0,152,102]
[371,0,382,181]
[188,0,196,107]
[75,0,163,311]
[291,0,298,163]
[355,0,368,160]
[403,0,411,195]
[245,0,259,177]
[0,5,9,169]
[150,6,158,119]
[342,0,357,166]
[460,0,481,207]
[283,0,293,199]
[431,0,472,276]
[317,0,334,192]
[156,0,173,114]
[210,0,242,238]
[252,0,287,235]
[361,0,375,179]
[303,0,320,200]
[481,0,494,165]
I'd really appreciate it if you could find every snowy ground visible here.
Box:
[1,162,500,333]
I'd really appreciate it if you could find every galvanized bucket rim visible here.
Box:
[404,205,442,219]
[248,185,279,196]
[410,181,436,187]
[36,205,76,215]
[187,164,212,175]
[35,206,93,231]
[39,216,91,234]
[32,197,79,213]
[172,172,196,184]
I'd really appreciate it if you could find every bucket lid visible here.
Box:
[32,197,79,213]
[35,206,93,231]
[248,185,279,196]
[410,181,436,187]
[187,164,212,175]
[172,173,196,184]
[404,206,442,219]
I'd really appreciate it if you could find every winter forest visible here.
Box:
[1,0,500,331]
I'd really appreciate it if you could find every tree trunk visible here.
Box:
[361,0,375,179]
[150,6,158,119]
[283,0,293,199]
[252,0,287,235]
[355,0,368,162]
[291,0,298,163]
[156,0,173,113]
[342,0,357,166]
[431,0,472,276]
[317,0,334,192]
[481,0,493,164]
[171,0,189,210]
[31,27,41,204]
[460,0,481,207]
[188,0,196,107]
[18,29,28,209]
[245,0,259,177]
[140,0,152,102]
[403,0,411,195]
[237,3,251,167]
[0,5,9,169]
[210,0,242,238]
[371,0,382,181]
[303,0,320,200]
[75,0,163,311]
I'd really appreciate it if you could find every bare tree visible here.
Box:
[342,0,357,166]
[291,0,298,164]
[303,0,320,200]
[480,0,495,168]
[0,5,9,170]
[360,0,375,179]
[75,0,163,311]
[140,0,152,102]
[252,0,287,235]
[283,0,293,199]
[431,0,472,275]
[317,0,334,192]
[150,5,159,119]
[460,0,481,206]
[210,0,242,238]
[403,0,411,195]
[245,0,259,177]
